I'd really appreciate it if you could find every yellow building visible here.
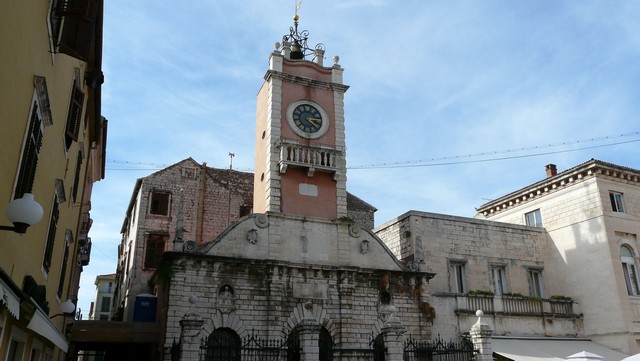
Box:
[0,1,106,360]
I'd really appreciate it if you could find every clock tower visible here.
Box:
[254,15,349,219]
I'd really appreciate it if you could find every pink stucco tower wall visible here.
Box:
[254,40,349,219]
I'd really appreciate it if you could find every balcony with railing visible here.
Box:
[78,237,92,266]
[278,140,343,179]
[434,293,583,338]
[452,294,579,317]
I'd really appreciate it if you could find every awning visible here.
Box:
[27,309,69,352]
[0,277,20,319]
[492,337,629,361]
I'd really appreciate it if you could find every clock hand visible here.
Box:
[306,117,321,126]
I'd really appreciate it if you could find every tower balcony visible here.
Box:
[278,140,343,179]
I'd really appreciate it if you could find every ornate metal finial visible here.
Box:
[282,1,324,60]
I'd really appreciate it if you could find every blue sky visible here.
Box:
[79,1,640,315]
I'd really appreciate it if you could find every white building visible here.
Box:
[90,274,115,321]
[476,160,640,355]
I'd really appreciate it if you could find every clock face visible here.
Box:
[292,104,323,133]
[286,100,329,139]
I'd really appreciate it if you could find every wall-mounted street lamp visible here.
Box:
[49,299,76,319]
[0,194,43,234]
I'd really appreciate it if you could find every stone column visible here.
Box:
[179,313,204,361]
[381,324,406,361]
[298,320,321,361]
[470,310,493,361]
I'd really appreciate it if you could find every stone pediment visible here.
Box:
[196,213,408,271]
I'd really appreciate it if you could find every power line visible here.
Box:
[349,131,640,169]
[350,138,640,170]
[104,131,640,171]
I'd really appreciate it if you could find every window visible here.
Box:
[144,234,167,269]
[64,76,84,150]
[43,348,53,361]
[449,262,467,293]
[610,192,625,213]
[528,269,544,297]
[29,340,43,361]
[621,245,640,295]
[149,191,170,216]
[48,0,63,51]
[239,205,252,217]
[0,313,5,351]
[491,266,507,295]
[43,194,61,273]
[525,209,543,227]
[53,0,99,61]
[14,97,44,199]
[7,328,27,361]
[100,296,111,313]
[57,230,73,298]
[71,149,83,203]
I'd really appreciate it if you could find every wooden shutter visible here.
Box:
[56,0,98,61]
[65,83,84,149]
[15,102,43,199]
[43,200,60,273]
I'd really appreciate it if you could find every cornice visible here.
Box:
[264,69,350,92]
[477,159,640,216]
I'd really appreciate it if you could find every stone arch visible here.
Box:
[203,328,241,361]
[202,310,249,339]
[283,302,337,339]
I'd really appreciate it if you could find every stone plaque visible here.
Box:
[293,280,328,300]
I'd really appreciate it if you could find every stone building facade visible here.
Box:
[113,158,376,324]
[153,17,438,361]
[114,158,254,322]
[375,211,584,340]
[475,160,640,355]
[162,214,434,360]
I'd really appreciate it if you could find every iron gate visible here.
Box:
[201,331,299,361]
[403,336,476,361]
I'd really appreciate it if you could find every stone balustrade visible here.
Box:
[278,140,342,178]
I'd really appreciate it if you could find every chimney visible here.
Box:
[545,164,557,178]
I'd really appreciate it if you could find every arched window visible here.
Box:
[621,245,640,296]
[206,328,241,361]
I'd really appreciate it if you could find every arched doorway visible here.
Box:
[205,328,241,361]
[286,326,333,361]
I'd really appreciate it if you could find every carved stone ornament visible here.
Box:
[378,303,396,323]
[217,285,236,314]
[405,260,419,271]
[348,223,361,238]
[255,214,269,228]
[183,241,197,253]
[360,240,370,254]
[247,229,258,244]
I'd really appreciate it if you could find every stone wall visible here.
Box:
[116,158,254,321]
[375,211,586,339]
[162,255,434,360]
